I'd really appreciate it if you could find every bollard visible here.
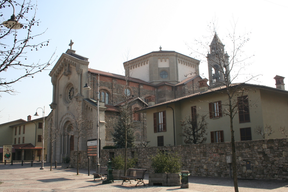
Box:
[4,160,6,165]
[180,170,190,188]
[21,160,24,166]
[11,160,13,165]
[88,157,90,176]
[55,161,57,169]
[31,160,33,167]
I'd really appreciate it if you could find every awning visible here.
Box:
[12,143,42,150]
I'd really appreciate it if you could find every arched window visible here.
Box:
[124,88,131,96]
[99,90,109,104]
[133,107,140,121]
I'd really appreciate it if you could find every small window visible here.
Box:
[157,136,164,146]
[238,96,250,123]
[191,106,197,127]
[209,101,222,118]
[38,122,43,129]
[211,131,224,143]
[38,135,42,142]
[240,127,252,141]
[99,90,109,104]
[133,107,140,121]
[124,88,131,96]
[23,125,25,134]
[22,137,25,143]
[154,111,166,132]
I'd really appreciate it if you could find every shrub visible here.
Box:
[151,150,181,173]
[111,155,137,170]
[63,156,70,163]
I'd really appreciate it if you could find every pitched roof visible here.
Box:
[140,83,288,111]
[88,68,153,86]
[211,33,223,45]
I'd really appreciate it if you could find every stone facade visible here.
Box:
[93,139,288,180]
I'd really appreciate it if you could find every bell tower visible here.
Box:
[207,33,230,87]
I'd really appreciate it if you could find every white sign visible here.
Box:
[87,140,97,146]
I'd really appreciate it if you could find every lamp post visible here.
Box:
[1,1,23,29]
[34,106,45,170]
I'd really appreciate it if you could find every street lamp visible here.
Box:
[1,1,23,29]
[34,106,45,170]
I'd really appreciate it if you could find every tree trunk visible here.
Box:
[77,137,79,175]
[229,97,239,192]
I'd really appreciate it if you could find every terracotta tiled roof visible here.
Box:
[88,68,152,85]
[13,143,42,149]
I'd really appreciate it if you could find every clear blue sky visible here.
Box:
[1,0,288,124]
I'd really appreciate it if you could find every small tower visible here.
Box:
[207,33,230,87]
[274,75,285,90]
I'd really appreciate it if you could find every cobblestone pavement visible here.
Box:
[0,163,287,192]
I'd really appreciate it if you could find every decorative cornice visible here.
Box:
[49,53,89,78]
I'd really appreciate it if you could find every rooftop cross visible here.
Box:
[69,40,74,50]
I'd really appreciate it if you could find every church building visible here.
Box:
[47,36,209,162]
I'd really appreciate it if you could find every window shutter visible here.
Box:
[218,101,222,117]
[153,113,157,133]
[209,103,213,118]
[210,132,214,143]
[163,111,166,132]
[220,131,224,142]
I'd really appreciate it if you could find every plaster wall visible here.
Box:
[260,89,288,138]
[129,63,149,82]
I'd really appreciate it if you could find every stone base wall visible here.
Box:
[71,139,288,180]
[101,139,288,180]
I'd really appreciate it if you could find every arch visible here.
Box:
[99,87,111,104]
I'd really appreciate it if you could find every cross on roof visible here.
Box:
[69,40,74,50]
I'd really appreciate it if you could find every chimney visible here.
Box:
[27,115,31,121]
[199,78,209,92]
[274,75,285,90]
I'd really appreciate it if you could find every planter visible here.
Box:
[167,173,181,186]
[112,169,124,180]
[149,173,180,186]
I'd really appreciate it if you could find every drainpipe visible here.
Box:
[166,106,176,146]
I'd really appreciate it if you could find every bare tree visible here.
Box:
[189,23,255,192]
[45,116,61,171]
[72,102,92,175]
[255,125,274,139]
[279,127,288,138]
[0,0,53,94]
[181,114,208,144]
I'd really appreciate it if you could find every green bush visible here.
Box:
[63,156,70,163]
[111,155,137,170]
[151,150,181,173]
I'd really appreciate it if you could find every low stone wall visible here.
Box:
[70,138,288,180]
[100,139,288,180]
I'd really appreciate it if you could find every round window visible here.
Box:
[160,70,168,79]
[65,84,74,103]
[68,87,74,101]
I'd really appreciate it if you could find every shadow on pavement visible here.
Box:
[189,176,288,190]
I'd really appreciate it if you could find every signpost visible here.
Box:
[87,139,97,157]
